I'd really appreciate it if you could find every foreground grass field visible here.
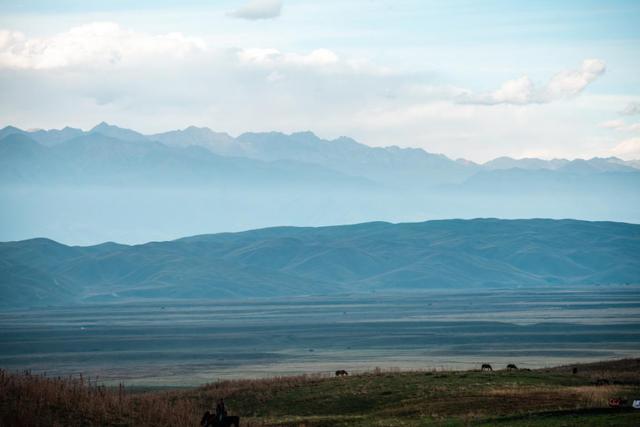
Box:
[2,359,639,426]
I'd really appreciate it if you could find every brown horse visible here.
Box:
[481,364,493,371]
[200,411,240,427]
[335,369,349,377]
[506,363,518,370]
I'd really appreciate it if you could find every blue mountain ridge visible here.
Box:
[1,218,638,307]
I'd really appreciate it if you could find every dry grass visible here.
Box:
[0,369,199,427]
[2,359,639,427]
[485,384,627,410]
[201,373,327,397]
[547,358,640,384]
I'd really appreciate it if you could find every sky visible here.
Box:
[0,0,639,161]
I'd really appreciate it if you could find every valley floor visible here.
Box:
[2,359,639,426]
[3,288,639,386]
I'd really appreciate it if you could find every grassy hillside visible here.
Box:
[2,359,639,426]
[2,218,639,306]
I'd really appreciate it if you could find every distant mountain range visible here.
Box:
[1,218,638,307]
[0,126,372,188]
[2,123,638,187]
[1,122,639,244]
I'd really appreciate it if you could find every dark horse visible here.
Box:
[200,411,240,427]
[335,370,349,377]
[481,364,493,371]
[506,363,518,370]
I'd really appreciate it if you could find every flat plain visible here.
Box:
[1,287,638,386]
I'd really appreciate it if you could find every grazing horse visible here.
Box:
[506,363,518,370]
[335,369,349,377]
[481,364,493,371]
[200,411,240,427]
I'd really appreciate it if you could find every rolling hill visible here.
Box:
[1,218,638,307]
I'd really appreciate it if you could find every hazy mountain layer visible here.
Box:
[3,123,638,187]
[1,219,638,307]
[1,123,639,244]
[152,126,640,182]
[3,123,639,180]
[0,132,371,188]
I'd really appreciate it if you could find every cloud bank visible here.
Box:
[621,102,640,115]
[0,22,205,70]
[237,47,339,68]
[228,0,282,20]
[459,59,606,105]
[611,138,640,159]
[600,119,640,133]
[0,22,356,75]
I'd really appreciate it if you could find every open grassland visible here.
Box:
[1,359,639,426]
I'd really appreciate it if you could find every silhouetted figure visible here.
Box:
[335,369,349,377]
[481,363,493,371]
[506,363,518,370]
[201,400,240,427]
[572,367,578,375]
[216,398,227,423]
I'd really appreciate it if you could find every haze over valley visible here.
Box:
[2,123,639,245]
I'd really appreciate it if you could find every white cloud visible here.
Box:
[600,119,626,129]
[234,47,394,79]
[0,22,206,70]
[610,137,640,160]
[599,119,640,132]
[237,47,339,68]
[490,75,535,105]
[266,70,284,82]
[459,59,606,105]
[543,59,606,99]
[621,102,640,115]
[0,22,350,75]
[228,0,282,20]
